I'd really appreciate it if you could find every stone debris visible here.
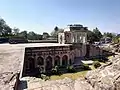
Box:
[0,44,24,90]
[23,44,120,90]
[1,43,120,90]
[25,77,93,90]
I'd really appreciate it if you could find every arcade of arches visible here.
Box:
[23,45,76,76]
[22,44,102,76]
[24,54,70,76]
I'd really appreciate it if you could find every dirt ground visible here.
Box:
[0,43,28,90]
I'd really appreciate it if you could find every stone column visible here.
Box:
[52,56,54,67]
[35,55,38,68]
[60,56,62,66]
[43,55,46,72]
[67,54,70,65]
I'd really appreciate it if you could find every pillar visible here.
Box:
[52,56,54,67]
[43,55,46,72]
[60,56,62,66]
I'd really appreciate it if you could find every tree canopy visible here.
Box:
[51,26,64,38]
[0,18,43,40]
[93,27,102,41]
[87,27,102,43]
[0,18,12,37]
[103,32,116,39]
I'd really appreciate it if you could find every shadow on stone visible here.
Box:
[19,80,28,90]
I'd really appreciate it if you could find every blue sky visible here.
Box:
[0,0,120,34]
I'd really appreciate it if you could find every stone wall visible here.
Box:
[89,45,103,57]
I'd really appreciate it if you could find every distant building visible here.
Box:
[58,24,88,44]
[101,37,112,44]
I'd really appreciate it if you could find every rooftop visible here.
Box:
[23,43,72,48]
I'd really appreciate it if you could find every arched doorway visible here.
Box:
[62,55,68,66]
[37,57,44,65]
[26,57,35,75]
[46,56,52,71]
[54,56,60,66]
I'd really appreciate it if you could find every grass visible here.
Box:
[49,60,107,81]
[108,56,113,59]
[50,70,89,80]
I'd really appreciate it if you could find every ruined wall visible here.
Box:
[22,46,74,77]
[89,45,103,57]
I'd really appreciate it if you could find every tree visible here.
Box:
[93,27,102,41]
[103,32,116,39]
[87,30,96,43]
[18,31,27,39]
[27,31,42,40]
[54,26,59,31]
[0,18,5,35]
[13,28,20,35]
[42,32,49,39]
[3,25,12,36]
[51,26,64,38]
[0,18,12,36]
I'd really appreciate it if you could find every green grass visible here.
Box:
[50,70,89,80]
[108,56,113,59]
[49,61,106,80]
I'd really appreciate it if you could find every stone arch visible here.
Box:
[45,56,53,71]
[37,56,44,65]
[54,56,60,66]
[26,57,35,74]
[62,55,68,66]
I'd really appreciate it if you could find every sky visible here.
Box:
[0,0,120,34]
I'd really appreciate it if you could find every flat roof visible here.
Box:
[23,43,72,48]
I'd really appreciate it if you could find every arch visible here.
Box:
[37,57,44,65]
[26,57,35,74]
[45,56,53,71]
[54,56,60,66]
[62,55,68,66]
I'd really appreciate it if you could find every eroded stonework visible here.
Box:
[22,24,103,77]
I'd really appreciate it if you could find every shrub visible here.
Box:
[66,65,76,73]
[52,66,60,75]
[41,74,49,81]
[93,61,101,68]
[83,64,91,70]
[93,58,105,63]
[59,65,66,68]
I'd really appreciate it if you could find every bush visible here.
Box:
[93,61,101,68]
[59,65,66,68]
[66,65,76,73]
[93,58,106,63]
[52,66,60,75]
[41,74,49,81]
[83,64,91,70]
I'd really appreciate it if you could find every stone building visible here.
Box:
[58,24,87,44]
[22,24,102,77]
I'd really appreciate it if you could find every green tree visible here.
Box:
[112,34,120,44]
[54,26,59,31]
[51,26,64,38]
[87,30,96,43]
[42,32,49,39]
[93,27,102,41]
[27,31,42,40]
[13,27,20,35]
[103,32,116,39]
[0,18,12,36]
[18,31,27,39]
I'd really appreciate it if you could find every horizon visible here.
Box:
[0,0,120,34]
